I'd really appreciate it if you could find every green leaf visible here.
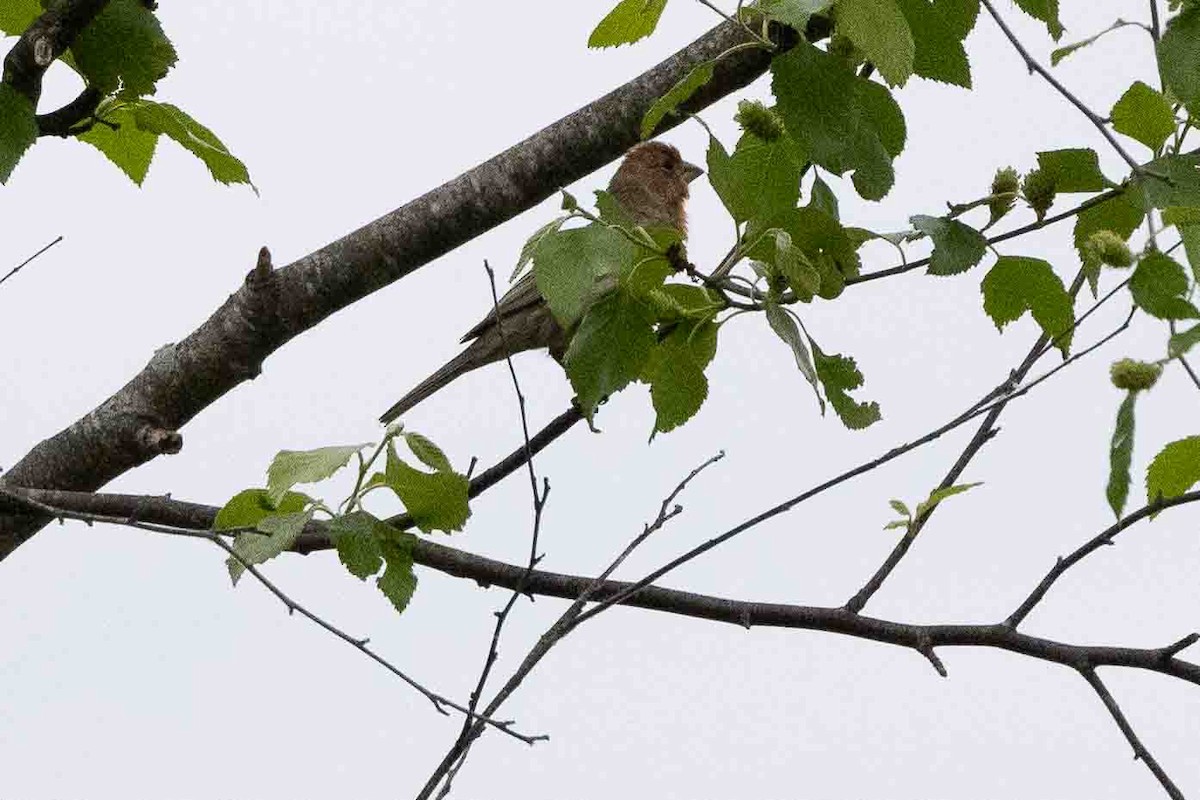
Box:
[1110,81,1176,153]
[382,445,470,533]
[564,289,656,414]
[511,217,567,280]
[69,0,177,97]
[0,85,37,184]
[1147,435,1200,504]
[747,206,863,300]
[534,224,632,328]
[706,134,802,225]
[1105,391,1137,518]
[1012,0,1063,40]
[641,61,714,138]
[889,499,911,517]
[893,0,979,88]
[376,536,418,614]
[130,101,253,188]
[588,0,668,48]
[1036,148,1108,193]
[980,256,1074,355]
[213,489,311,531]
[226,510,311,585]
[914,481,982,517]
[1050,20,1133,66]
[910,214,987,276]
[266,444,368,506]
[811,341,881,429]
[1169,323,1200,357]
[1129,252,1200,320]
[328,512,386,580]
[765,303,823,408]
[773,229,822,295]
[883,519,911,530]
[0,0,40,35]
[642,319,717,434]
[810,173,840,220]
[1158,6,1200,118]
[77,100,158,185]
[1135,153,1200,209]
[834,0,915,87]
[755,0,834,29]
[403,432,453,473]
[772,43,906,200]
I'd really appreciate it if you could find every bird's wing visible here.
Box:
[459,271,545,343]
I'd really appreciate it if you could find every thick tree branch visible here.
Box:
[0,19,807,560]
[1,0,110,107]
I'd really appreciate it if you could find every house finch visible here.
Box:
[380,141,703,423]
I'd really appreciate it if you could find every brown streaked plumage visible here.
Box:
[380,141,703,423]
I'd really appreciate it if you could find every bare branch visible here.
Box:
[0,235,63,288]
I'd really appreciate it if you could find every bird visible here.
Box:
[380,141,703,423]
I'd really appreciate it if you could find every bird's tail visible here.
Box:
[379,347,484,424]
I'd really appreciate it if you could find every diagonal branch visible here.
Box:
[0,18,814,561]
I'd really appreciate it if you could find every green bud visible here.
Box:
[1021,169,1057,221]
[988,167,1020,222]
[1110,358,1162,392]
[1082,230,1134,268]
[735,100,785,142]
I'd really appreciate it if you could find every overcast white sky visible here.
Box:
[2,1,1198,798]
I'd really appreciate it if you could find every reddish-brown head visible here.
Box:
[607,141,704,234]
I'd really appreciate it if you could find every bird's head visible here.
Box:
[609,141,704,232]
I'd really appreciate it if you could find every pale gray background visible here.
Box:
[2,2,1197,798]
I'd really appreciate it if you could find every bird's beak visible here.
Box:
[681,161,704,183]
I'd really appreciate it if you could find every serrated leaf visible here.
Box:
[811,341,881,429]
[511,217,567,280]
[213,489,312,531]
[383,445,470,533]
[747,206,862,300]
[914,481,982,517]
[376,536,418,614]
[1036,148,1108,193]
[403,432,453,473]
[328,512,386,580]
[69,0,177,97]
[772,42,906,200]
[707,134,802,225]
[226,510,312,586]
[642,319,717,434]
[894,0,978,88]
[564,289,656,415]
[1169,323,1200,357]
[1135,153,1200,209]
[641,61,714,138]
[0,85,37,184]
[1013,0,1063,40]
[266,444,368,506]
[1107,392,1136,518]
[1147,435,1200,506]
[910,214,987,276]
[1110,81,1176,153]
[980,256,1074,355]
[534,224,632,328]
[77,100,159,185]
[754,0,834,28]
[588,0,668,48]
[834,0,915,87]
[810,173,840,219]
[1129,251,1200,320]
[1158,7,1200,118]
[130,101,253,188]
[774,229,822,295]
[765,303,823,408]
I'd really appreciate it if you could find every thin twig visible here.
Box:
[0,236,63,288]
[0,489,539,744]
[981,0,1143,173]
[1080,667,1184,799]
[1007,490,1200,627]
